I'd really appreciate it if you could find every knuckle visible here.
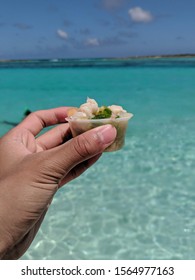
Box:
[26,111,47,129]
[73,133,97,159]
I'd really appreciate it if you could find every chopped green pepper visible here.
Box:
[92,106,112,119]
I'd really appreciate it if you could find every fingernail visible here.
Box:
[95,125,117,145]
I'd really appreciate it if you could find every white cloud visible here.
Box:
[86,38,100,46]
[57,29,68,39]
[14,22,33,30]
[102,0,124,10]
[128,7,153,23]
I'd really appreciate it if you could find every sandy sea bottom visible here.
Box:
[0,59,195,259]
[23,117,195,260]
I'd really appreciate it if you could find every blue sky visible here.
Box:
[0,0,195,59]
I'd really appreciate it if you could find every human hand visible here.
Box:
[0,107,116,259]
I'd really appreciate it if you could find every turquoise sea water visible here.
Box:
[0,58,195,259]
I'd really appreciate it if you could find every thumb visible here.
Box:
[46,124,117,180]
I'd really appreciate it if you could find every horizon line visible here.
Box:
[1,53,195,62]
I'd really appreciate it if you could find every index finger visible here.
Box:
[17,107,69,136]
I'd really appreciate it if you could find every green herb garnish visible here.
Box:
[92,106,112,119]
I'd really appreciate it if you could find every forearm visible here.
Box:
[0,212,9,259]
[0,236,20,260]
[0,240,9,259]
[0,222,12,259]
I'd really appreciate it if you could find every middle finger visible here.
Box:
[36,123,72,150]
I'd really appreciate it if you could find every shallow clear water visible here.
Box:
[0,58,195,259]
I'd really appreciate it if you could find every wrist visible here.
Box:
[0,240,8,259]
[0,226,12,259]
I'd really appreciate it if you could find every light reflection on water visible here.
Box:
[0,60,195,259]
[22,120,195,260]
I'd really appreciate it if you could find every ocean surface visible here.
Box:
[0,57,195,260]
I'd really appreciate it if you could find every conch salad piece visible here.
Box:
[67,107,78,117]
[67,97,130,119]
[66,98,133,152]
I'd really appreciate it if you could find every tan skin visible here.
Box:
[0,107,116,259]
